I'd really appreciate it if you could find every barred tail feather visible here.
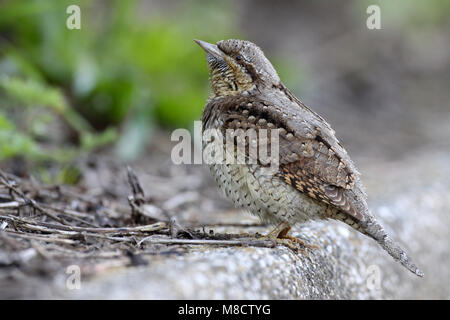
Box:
[332,210,424,277]
[376,233,424,277]
[362,217,424,277]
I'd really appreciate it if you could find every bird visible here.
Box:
[194,38,424,277]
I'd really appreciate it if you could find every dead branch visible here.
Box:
[0,215,166,235]
[137,236,276,248]
[127,166,145,200]
[0,170,65,224]
[5,230,78,244]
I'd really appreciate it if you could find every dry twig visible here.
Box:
[137,236,276,248]
[0,170,65,224]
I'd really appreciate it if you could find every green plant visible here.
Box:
[0,0,240,163]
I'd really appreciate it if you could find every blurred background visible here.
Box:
[0,0,449,179]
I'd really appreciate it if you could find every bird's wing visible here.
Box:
[218,96,364,221]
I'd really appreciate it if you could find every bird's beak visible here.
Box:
[194,39,224,59]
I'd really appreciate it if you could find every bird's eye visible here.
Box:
[236,55,242,61]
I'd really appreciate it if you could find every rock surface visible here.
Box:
[3,150,448,300]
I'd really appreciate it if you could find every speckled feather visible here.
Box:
[198,38,424,277]
[205,97,363,221]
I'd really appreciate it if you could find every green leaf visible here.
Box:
[0,76,67,112]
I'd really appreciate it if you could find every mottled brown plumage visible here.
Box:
[195,39,423,277]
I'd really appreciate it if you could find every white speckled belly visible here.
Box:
[203,112,337,227]
[208,162,336,226]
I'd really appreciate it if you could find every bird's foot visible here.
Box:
[277,234,320,252]
[262,223,320,255]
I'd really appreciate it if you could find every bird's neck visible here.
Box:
[208,68,255,99]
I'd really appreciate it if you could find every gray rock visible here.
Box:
[62,152,449,299]
[2,151,449,299]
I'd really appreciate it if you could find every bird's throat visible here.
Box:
[208,63,254,99]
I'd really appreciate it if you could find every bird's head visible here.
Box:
[195,39,280,98]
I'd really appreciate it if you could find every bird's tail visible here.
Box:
[333,210,424,277]
[359,216,424,277]
[376,232,424,277]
